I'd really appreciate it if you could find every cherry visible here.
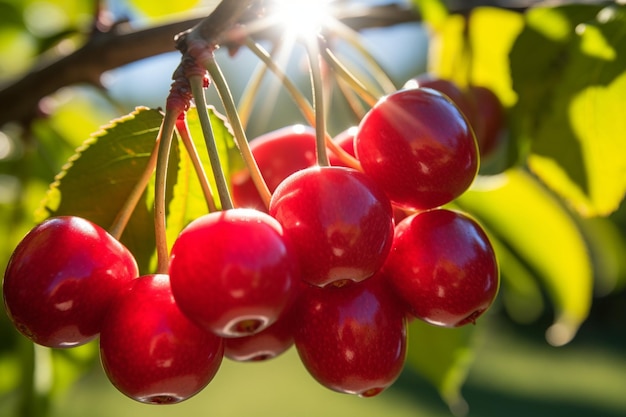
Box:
[327,130,411,224]
[2,216,138,348]
[404,74,473,120]
[224,308,295,362]
[328,126,357,167]
[168,208,300,338]
[383,209,499,327]
[231,125,317,211]
[355,87,479,211]
[468,85,505,158]
[269,166,394,288]
[294,275,407,397]
[99,274,224,404]
[404,75,505,159]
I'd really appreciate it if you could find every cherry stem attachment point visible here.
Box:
[189,74,234,211]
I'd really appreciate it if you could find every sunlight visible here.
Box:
[271,0,334,39]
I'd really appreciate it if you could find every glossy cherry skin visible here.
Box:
[231,125,317,211]
[269,166,394,288]
[294,275,407,397]
[169,208,300,338]
[99,274,224,404]
[383,209,499,327]
[355,87,479,211]
[2,216,138,348]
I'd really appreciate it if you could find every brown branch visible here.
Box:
[0,17,202,127]
[0,1,469,127]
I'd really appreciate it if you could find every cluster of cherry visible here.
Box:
[3,77,501,403]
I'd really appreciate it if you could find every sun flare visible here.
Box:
[271,0,335,39]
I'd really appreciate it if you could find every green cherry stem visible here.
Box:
[154,109,178,274]
[237,39,285,130]
[327,19,397,95]
[245,37,361,171]
[304,36,329,167]
[189,74,234,210]
[320,46,378,108]
[175,114,218,213]
[203,55,272,209]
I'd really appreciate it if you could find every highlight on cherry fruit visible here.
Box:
[2,0,624,415]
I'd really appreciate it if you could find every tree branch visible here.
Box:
[0,2,424,127]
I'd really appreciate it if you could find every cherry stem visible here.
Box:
[321,46,379,107]
[237,39,285,130]
[203,54,272,209]
[245,38,361,171]
[108,131,160,241]
[189,74,234,210]
[304,37,329,167]
[327,19,397,95]
[154,109,178,274]
[175,115,218,213]
[336,75,368,121]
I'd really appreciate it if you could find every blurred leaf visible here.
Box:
[0,25,36,78]
[467,7,524,107]
[405,319,475,416]
[35,107,170,274]
[50,343,99,396]
[486,230,545,325]
[166,106,243,245]
[427,13,468,86]
[578,215,626,296]
[457,169,593,346]
[129,0,202,18]
[411,0,448,31]
[510,4,626,216]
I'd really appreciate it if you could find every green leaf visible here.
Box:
[457,169,593,346]
[510,4,626,216]
[36,107,168,273]
[405,319,476,416]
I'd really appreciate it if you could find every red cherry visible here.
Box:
[468,85,505,158]
[355,88,479,211]
[169,208,300,338]
[224,309,295,362]
[99,274,224,404]
[269,166,394,288]
[404,74,474,120]
[294,275,407,397]
[231,125,317,211]
[383,209,499,327]
[328,126,357,167]
[2,216,138,348]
